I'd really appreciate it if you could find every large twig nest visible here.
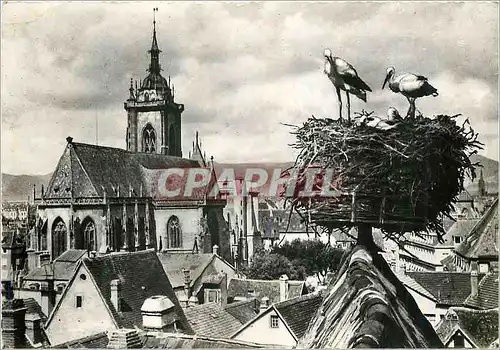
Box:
[284,111,483,242]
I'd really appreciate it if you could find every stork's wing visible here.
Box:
[416,75,429,81]
[334,57,372,92]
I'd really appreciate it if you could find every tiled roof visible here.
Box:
[464,273,499,309]
[23,298,47,323]
[407,271,486,305]
[82,250,193,333]
[442,219,480,245]
[23,251,87,282]
[56,249,88,262]
[52,332,109,348]
[227,278,305,304]
[157,253,215,289]
[298,246,443,348]
[184,302,243,338]
[394,272,437,301]
[224,299,259,324]
[141,331,282,348]
[45,141,210,201]
[274,292,323,340]
[456,198,499,259]
[436,307,499,348]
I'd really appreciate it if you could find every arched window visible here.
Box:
[142,124,156,153]
[81,217,96,251]
[52,218,67,259]
[167,216,182,248]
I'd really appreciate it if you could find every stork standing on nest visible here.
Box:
[382,66,438,118]
[323,49,372,123]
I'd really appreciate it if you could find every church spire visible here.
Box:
[148,8,161,74]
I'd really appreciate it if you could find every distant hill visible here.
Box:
[1,155,496,202]
[2,173,53,202]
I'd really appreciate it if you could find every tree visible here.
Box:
[272,239,345,283]
[242,248,306,280]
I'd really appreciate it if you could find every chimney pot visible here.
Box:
[470,261,479,298]
[141,295,175,331]
[110,279,121,312]
[259,297,270,313]
[212,245,219,255]
[279,275,289,302]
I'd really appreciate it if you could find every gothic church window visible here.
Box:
[142,124,156,153]
[81,217,96,251]
[167,215,182,248]
[52,218,67,260]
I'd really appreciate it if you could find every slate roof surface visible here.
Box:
[407,271,486,305]
[298,245,443,348]
[227,278,305,304]
[224,299,259,324]
[436,307,499,348]
[184,302,243,338]
[456,198,499,259]
[82,250,193,333]
[442,219,480,245]
[464,273,499,310]
[52,332,109,348]
[141,331,283,348]
[23,250,87,281]
[274,292,323,340]
[157,253,215,289]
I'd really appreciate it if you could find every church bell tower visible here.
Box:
[124,8,184,157]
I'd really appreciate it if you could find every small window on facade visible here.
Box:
[270,315,279,328]
[76,296,83,308]
[453,236,462,244]
[208,290,218,303]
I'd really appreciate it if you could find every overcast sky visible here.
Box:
[2,1,498,175]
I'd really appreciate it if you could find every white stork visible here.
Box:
[323,48,372,123]
[382,67,438,118]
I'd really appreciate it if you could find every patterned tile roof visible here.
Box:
[141,331,282,348]
[407,271,486,305]
[82,250,193,333]
[464,273,499,309]
[436,307,499,348]
[274,292,323,340]
[227,278,306,304]
[456,198,499,259]
[45,141,211,201]
[157,253,215,289]
[52,332,109,348]
[184,302,243,338]
[55,249,88,262]
[298,246,443,348]
[23,260,78,282]
[442,219,480,245]
[224,299,259,324]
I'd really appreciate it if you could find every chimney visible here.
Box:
[179,269,191,308]
[1,299,27,349]
[279,275,289,302]
[212,245,219,255]
[110,279,121,312]
[25,313,43,345]
[470,261,479,298]
[107,329,142,349]
[188,296,199,307]
[141,296,176,332]
[260,297,270,313]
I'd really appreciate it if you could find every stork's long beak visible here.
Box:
[382,74,390,89]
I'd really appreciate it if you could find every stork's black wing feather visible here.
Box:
[343,73,372,92]
[416,75,429,81]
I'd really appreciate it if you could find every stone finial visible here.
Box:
[66,136,73,144]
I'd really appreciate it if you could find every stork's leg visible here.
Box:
[336,87,343,121]
[346,91,351,124]
[411,98,417,119]
[406,96,414,118]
